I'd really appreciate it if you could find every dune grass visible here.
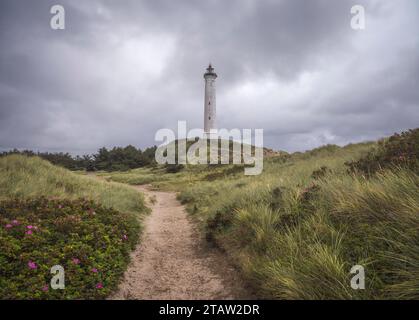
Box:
[0,155,147,216]
[173,142,418,299]
[101,164,226,191]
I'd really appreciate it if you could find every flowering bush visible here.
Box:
[0,197,140,299]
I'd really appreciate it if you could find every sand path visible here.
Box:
[110,185,251,300]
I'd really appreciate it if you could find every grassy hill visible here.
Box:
[2,128,417,300]
[0,155,147,214]
[104,129,419,299]
[0,155,148,299]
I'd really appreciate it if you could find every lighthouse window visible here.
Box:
[208,101,211,105]
[209,117,211,120]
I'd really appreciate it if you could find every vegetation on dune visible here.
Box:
[0,197,139,299]
[188,168,419,299]
[103,138,274,190]
[178,130,419,299]
[0,155,147,215]
[97,167,187,188]
[2,128,418,300]
[0,145,157,172]
[0,155,148,299]
[346,128,419,176]
[110,128,418,299]
[93,146,157,172]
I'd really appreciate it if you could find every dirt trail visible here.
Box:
[110,185,251,300]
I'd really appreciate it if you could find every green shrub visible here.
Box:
[0,197,140,300]
[165,164,185,173]
[311,166,330,180]
[346,128,419,175]
[205,206,236,244]
[204,165,244,181]
[0,145,158,172]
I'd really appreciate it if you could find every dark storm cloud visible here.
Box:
[0,0,418,153]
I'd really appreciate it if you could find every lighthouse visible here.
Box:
[204,64,217,136]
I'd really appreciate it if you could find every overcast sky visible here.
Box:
[0,0,418,154]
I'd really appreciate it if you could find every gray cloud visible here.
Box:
[0,0,418,153]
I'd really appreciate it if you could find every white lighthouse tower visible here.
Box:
[204,64,217,137]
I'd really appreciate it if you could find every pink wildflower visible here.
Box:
[27,225,34,229]
[72,258,80,265]
[5,224,13,229]
[42,285,49,292]
[12,220,19,225]
[28,261,37,269]
[91,268,98,273]
[122,234,128,240]
[25,230,33,235]
[96,283,103,289]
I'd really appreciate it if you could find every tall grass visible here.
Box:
[176,143,419,299]
[0,155,147,216]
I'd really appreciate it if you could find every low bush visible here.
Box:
[204,165,244,181]
[0,145,158,172]
[165,164,185,173]
[205,206,236,243]
[0,197,140,299]
[311,166,330,180]
[346,128,419,175]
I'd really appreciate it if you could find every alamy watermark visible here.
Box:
[351,5,366,30]
[350,265,365,290]
[50,5,65,30]
[154,121,264,175]
[50,265,65,290]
